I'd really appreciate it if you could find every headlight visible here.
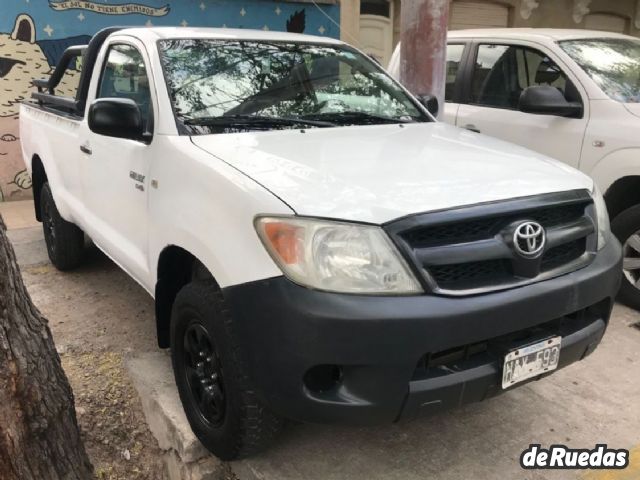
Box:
[592,184,610,250]
[255,216,423,295]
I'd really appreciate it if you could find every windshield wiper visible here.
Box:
[183,114,335,128]
[299,111,417,125]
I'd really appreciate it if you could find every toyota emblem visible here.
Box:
[513,221,545,258]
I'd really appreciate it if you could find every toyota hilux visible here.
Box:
[20,27,621,459]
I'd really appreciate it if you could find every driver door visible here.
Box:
[456,42,588,168]
[79,39,156,283]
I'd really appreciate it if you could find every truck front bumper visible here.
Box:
[222,239,621,425]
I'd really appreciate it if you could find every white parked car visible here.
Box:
[21,27,620,459]
[390,29,640,308]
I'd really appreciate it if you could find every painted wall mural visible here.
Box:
[0,0,340,201]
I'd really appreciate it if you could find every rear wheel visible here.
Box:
[40,182,84,271]
[611,204,640,310]
[170,281,283,460]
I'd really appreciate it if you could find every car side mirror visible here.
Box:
[417,94,439,117]
[518,85,583,118]
[88,98,145,140]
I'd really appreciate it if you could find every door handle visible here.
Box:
[463,124,481,133]
[80,143,92,155]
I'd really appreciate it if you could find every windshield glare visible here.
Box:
[158,39,427,133]
[559,38,640,103]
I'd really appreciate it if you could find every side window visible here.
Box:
[445,44,465,102]
[97,44,152,131]
[518,49,568,94]
[470,44,570,110]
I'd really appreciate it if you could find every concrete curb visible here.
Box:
[125,352,224,480]
[7,226,48,267]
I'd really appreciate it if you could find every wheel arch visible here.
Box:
[603,175,640,220]
[588,149,640,219]
[154,245,220,348]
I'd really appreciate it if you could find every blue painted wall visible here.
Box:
[4,1,339,64]
[1,1,340,38]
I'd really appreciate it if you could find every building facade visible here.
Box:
[341,0,640,65]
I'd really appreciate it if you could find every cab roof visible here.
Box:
[447,28,636,42]
[118,26,344,45]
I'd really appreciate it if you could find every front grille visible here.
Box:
[541,238,586,271]
[385,190,596,295]
[429,259,507,288]
[404,203,586,249]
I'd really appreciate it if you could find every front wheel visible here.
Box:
[170,281,283,460]
[611,204,640,310]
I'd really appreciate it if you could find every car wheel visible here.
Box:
[611,204,640,310]
[40,182,85,271]
[170,281,283,460]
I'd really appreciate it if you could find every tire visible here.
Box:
[40,182,85,271]
[170,281,283,460]
[611,204,640,310]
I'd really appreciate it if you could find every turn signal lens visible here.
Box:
[263,222,302,264]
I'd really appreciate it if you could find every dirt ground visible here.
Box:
[21,247,167,479]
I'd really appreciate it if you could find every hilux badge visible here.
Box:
[129,171,145,183]
[513,221,545,258]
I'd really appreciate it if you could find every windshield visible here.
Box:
[158,39,428,134]
[559,38,640,103]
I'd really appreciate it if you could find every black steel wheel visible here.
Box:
[182,322,226,427]
[170,281,283,460]
[42,189,57,258]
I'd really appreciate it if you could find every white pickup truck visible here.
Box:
[390,28,640,309]
[20,27,621,460]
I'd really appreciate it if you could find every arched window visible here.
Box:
[360,0,391,18]
[359,0,394,65]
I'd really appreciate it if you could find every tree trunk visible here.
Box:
[0,215,92,479]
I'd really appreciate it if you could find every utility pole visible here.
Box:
[400,0,449,117]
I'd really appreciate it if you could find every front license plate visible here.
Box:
[502,336,561,389]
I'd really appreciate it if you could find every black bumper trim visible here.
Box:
[399,317,605,421]
[222,238,621,425]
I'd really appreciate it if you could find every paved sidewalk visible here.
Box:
[0,199,38,230]
[1,200,48,266]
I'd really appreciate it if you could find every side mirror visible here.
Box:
[518,85,583,118]
[417,94,439,117]
[88,98,144,140]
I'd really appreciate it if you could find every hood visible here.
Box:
[191,122,593,224]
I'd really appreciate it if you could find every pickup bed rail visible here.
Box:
[30,27,125,117]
